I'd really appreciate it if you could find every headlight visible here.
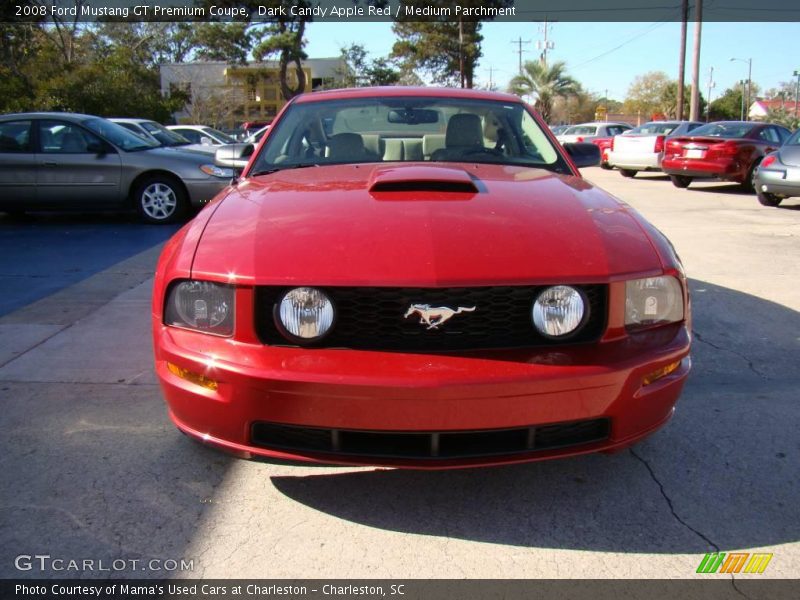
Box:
[532,285,587,338]
[164,280,234,336]
[200,164,234,178]
[625,276,683,330]
[276,287,335,342]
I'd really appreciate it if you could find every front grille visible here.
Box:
[250,419,611,460]
[254,285,607,351]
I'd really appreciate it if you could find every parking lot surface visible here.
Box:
[0,169,798,580]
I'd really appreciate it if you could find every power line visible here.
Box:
[510,37,531,76]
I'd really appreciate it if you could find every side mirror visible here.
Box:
[563,142,601,168]
[214,143,254,171]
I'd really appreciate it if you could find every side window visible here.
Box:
[39,120,103,153]
[686,123,702,132]
[757,127,779,144]
[176,129,200,143]
[0,120,32,153]
[775,127,791,144]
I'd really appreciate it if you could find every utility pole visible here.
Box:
[689,0,703,121]
[677,0,688,120]
[537,18,555,68]
[730,57,752,120]
[511,37,531,76]
[794,70,799,121]
[705,66,715,122]
[739,80,747,121]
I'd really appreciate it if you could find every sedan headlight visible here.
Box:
[532,285,587,338]
[625,276,683,330]
[200,164,234,178]
[276,287,335,342]
[165,280,234,336]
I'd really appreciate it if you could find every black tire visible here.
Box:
[741,162,759,192]
[670,175,692,188]
[133,175,187,224]
[756,190,783,207]
[600,162,612,170]
[620,169,637,178]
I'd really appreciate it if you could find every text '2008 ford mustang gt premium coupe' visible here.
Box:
[152,87,691,469]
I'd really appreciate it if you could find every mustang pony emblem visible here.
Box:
[404,304,476,330]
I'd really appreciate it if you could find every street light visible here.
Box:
[738,80,747,121]
[730,57,752,121]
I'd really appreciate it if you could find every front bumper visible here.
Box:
[607,150,661,170]
[755,166,800,198]
[154,322,691,468]
[183,178,231,206]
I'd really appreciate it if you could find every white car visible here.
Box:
[244,125,271,144]
[109,118,215,155]
[556,122,632,144]
[166,125,237,146]
[607,120,705,177]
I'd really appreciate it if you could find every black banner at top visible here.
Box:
[4,0,800,23]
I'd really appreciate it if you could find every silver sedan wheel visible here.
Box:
[141,182,178,221]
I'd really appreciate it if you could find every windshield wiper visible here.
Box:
[249,163,320,177]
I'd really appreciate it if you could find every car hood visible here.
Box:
[136,146,212,163]
[190,163,662,286]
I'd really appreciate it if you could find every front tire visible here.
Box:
[670,175,692,188]
[133,176,187,224]
[620,169,637,178]
[741,162,759,192]
[756,190,783,207]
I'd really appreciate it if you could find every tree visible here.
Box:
[660,82,705,119]
[391,0,512,89]
[339,43,400,87]
[251,17,309,100]
[508,60,579,123]
[708,82,760,121]
[192,23,252,65]
[622,71,671,118]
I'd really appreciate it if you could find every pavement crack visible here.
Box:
[730,575,751,599]
[629,448,719,552]
[0,323,72,369]
[693,331,768,379]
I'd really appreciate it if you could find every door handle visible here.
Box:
[41,161,57,167]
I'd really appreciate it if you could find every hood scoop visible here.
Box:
[368,165,478,194]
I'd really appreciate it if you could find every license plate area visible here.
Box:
[684,148,706,159]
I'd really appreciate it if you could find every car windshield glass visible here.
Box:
[629,123,678,135]
[84,118,158,151]
[202,127,236,143]
[141,121,191,146]
[251,96,565,173]
[785,130,800,146]
[689,122,755,138]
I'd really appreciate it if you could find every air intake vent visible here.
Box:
[370,179,477,193]
[368,165,478,194]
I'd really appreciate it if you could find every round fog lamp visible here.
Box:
[532,285,586,338]
[277,287,334,341]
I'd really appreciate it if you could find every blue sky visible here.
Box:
[304,21,800,102]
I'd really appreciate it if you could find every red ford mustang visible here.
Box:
[152,87,691,469]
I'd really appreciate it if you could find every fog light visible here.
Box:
[167,362,218,391]
[642,360,681,386]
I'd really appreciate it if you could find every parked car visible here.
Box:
[166,125,237,146]
[0,113,233,223]
[754,128,800,206]
[152,87,691,468]
[243,125,271,145]
[241,120,272,138]
[607,120,704,177]
[110,118,215,155]
[591,137,614,169]
[549,124,569,136]
[661,121,792,189]
[557,122,632,144]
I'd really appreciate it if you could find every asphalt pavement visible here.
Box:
[0,169,797,582]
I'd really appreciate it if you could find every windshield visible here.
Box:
[629,122,679,135]
[84,118,158,151]
[202,127,236,144]
[785,129,800,146]
[564,125,598,136]
[250,96,566,174]
[141,121,191,146]
[689,122,755,138]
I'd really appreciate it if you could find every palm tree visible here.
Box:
[509,60,579,123]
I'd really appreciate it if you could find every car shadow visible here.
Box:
[681,183,751,195]
[269,279,800,554]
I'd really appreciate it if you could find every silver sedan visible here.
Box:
[0,112,234,223]
[754,129,800,207]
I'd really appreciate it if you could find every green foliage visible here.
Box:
[339,43,400,87]
[709,83,749,121]
[508,60,579,123]
[766,107,799,131]
[622,71,671,117]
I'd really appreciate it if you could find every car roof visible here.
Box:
[0,112,97,122]
[292,86,522,105]
[109,118,156,125]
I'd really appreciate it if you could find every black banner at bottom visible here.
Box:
[3,579,800,600]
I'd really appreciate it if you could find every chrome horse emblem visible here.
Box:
[404,304,476,330]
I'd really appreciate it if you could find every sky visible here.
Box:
[303,21,800,104]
